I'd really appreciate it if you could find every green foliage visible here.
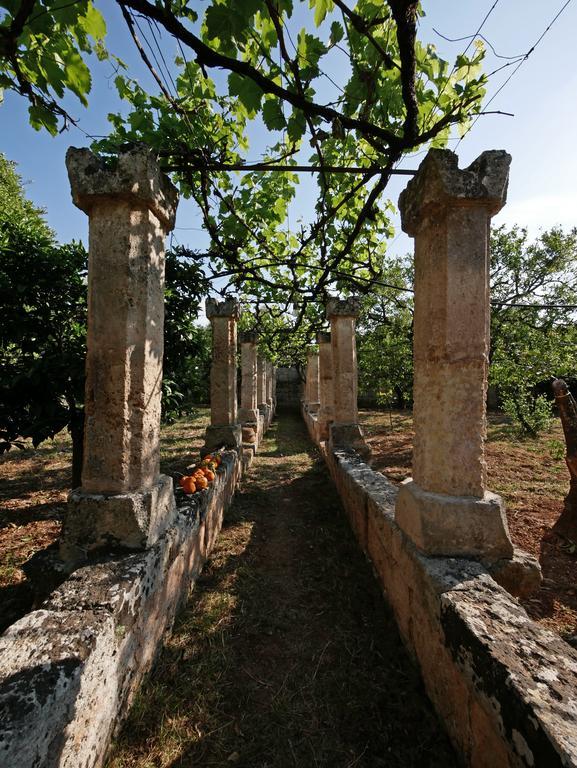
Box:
[0,0,107,133]
[357,256,413,408]
[502,391,552,439]
[163,247,211,419]
[490,225,577,436]
[0,152,87,455]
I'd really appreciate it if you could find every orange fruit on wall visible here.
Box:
[181,476,196,494]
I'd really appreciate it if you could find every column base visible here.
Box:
[329,423,371,463]
[238,407,259,424]
[395,479,514,559]
[241,422,258,446]
[60,474,177,566]
[202,424,242,454]
[259,403,271,428]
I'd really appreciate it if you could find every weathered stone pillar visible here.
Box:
[316,331,334,441]
[257,355,270,426]
[305,350,320,413]
[266,359,274,412]
[203,298,242,453]
[61,146,179,562]
[396,148,514,558]
[327,297,370,460]
[238,331,259,444]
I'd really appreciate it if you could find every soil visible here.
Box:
[107,413,457,768]
[360,409,577,641]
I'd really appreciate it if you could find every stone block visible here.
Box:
[395,479,514,559]
[329,423,372,464]
[202,424,242,454]
[483,547,542,598]
[60,474,177,565]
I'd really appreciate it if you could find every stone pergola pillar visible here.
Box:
[61,146,179,563]
[395,148,514,559]
[305,350,320,413]
[326,297,370,460]
[257,355,269,425]
[316,331,334,441]
[203,298,242,453]
[266,359,275,415]
[238,331,259,445]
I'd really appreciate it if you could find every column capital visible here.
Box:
[316,331,331,344]
[399,149,511,237]
[240,330,258,344]
[326,296,361,320]
[206,297,240,319]
[66,145,178,230]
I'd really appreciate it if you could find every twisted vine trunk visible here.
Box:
[552,378,577,540]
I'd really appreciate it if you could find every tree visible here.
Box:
[1,0,489,332]
[0,153,87,483]
[489,225,577,436]
[357,255,413,408]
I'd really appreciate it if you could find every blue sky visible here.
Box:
[3,0,577,260]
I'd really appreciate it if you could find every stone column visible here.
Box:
[203,298,242,453]
[61,146,179,563]
[395,148,514,558]
[316,331,334,441]
[257,355,270,426]
[305,350,320,414]
[326,297,370,460]
[238,331,259,445]
[266,359,274,411]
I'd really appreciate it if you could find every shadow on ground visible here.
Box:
[107,414,457,768]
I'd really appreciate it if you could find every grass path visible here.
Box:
[108,412,456,768]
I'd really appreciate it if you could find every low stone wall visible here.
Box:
[0,450,244,768]
[303,409,577,768]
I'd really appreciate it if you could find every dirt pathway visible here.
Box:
[108,413,457,768]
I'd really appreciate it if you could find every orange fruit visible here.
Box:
[204,469,215,482]
[181,476,196,494]
[196,475,208,490]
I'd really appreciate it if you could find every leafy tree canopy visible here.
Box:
[1,0,490,350]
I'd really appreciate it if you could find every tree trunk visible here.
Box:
[552,379,577,540]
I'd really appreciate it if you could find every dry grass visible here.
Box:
[106,415,457,768]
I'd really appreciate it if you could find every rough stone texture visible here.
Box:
[202,424,242,454]
[316,332,334,442]
[257,356,267,408]
[0,451,243,768]
[266,360,274,410]
[66,147,178,497]
[399,148,511,237]
[319,438,577,768]
[395,479,514,559]
[207,299,240,429]
[324,299,370,459]
[66,145,178,229]
[305,351,320,413]
[483,548,542,598]
[396,148,514,558]
[329,423,372,464]
[238,335,259,427]
[60,475,177,564]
